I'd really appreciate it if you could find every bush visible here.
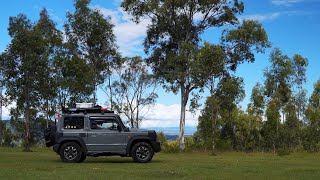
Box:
[216,139,232,151]
[277,148,292,156]
[157,132,167,148]
[164,140,180,153]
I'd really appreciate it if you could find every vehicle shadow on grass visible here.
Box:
[51,158,164,164]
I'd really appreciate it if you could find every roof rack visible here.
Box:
[62,105,114,114]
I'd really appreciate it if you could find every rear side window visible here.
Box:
[90,117,119,131]
[64,117,84,129]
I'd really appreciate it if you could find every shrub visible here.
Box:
[157,131,168,149]
[277,148,292,156]
[164,140,180,153]
[216,139,232,151]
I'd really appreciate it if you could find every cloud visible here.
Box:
[240,11,302,22]
[140,103,200,128]
[2,102,16,120]
[93,6,150,56]
[271,0,303,6]
[240,12,282,22]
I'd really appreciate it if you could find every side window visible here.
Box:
[64,117,84,129]
[90,117,119,131]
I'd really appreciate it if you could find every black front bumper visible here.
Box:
[151,141,161,152]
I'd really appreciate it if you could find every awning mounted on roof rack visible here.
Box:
[62,105,114,114]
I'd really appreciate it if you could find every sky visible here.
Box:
[0,0,319,130]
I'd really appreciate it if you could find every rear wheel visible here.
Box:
[59,142,83,163]
[131,142,154,163]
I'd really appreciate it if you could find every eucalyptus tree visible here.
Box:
[35,8,63,125]
[304,80,320,151]
[262,48,308,151]
[122,0,270,149]
[1,14,49,151]
[110,57,158,128]
[247,83,265,116]
[197,75,244,153]
[65,0,118,104]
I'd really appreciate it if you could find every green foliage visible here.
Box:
[157,132,167,148]
[221,20,271,70]
[1,13,54,151]
[163,140,180,153]
[248,83,265,116]
[65,0,118,103]
[260,49,308,152]
[303,80,320,151]
[122,0,269,150]
[0,121,15,147]
[277,148,292,156]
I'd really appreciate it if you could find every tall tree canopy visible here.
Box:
[262,48,308,151]
[65,0,118,104]
[122,0,270,149]
[35,8,63,125]
[0,14,52,151]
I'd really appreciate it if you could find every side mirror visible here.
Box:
[117,125,122,132]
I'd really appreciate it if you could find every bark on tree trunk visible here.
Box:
[24,90,31,152]
[130,117,134,129]
[93,84,97,105]
[136,108,139,129]
[211,97,218,154]
[46,99,49,128]
[108,76,113,111]
[0,122,3,146]
[179,103,186,150]
[179,85,188,151]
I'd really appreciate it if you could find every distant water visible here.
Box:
[143,126,197,136]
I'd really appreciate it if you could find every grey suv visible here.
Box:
[44,106,161,163]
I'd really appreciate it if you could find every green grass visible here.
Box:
[1,148,320,179]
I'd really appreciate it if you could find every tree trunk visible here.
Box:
[0,122,3,146]
[46,99,49,128]
[93,84,97,105]
[130,117,134,129]
[108,76,113,111]
[211,97,218,154]
[24,90,31,152]
[179,85,188,151]
[136,107,139,129]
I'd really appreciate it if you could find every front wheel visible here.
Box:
[131,142,154,163]
[59,142,83,163]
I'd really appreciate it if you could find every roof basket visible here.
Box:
[62,105,114,114]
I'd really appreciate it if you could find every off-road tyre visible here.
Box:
[131,142,154,163]
[59,142,83,163]
[79,154,87,163]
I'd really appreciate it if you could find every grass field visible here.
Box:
[1,148,320,179]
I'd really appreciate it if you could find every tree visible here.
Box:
[262,48,308,151]
[65,0,118,104]
[1,14,50,151]
[0,121,15,147]
[197,76,245,153]
[54,51,96,107]
[35,8,63,126]
[0,120,4,146]
[248,83,265,116]
[110,57,158,128]
[304,80,320,151]
[122,0,270,150]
